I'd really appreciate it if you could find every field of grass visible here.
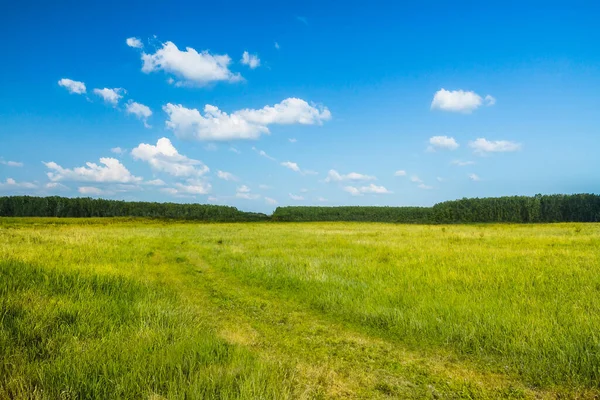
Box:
[1,218,600,399]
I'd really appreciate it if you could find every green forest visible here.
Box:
[1,193,599,223]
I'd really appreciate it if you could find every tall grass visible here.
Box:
[2,218,600,398]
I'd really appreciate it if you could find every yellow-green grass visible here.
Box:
[1,218,599,399]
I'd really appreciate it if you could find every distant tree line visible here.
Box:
[271,206,433,223]
[0,196,269,221]
[273,194,600,223]
[1,194,599,223]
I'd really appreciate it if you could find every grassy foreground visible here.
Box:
[1,219,600,399]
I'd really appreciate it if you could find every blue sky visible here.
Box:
[1,1,599,212]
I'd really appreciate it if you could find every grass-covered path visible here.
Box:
[2,219,600,398]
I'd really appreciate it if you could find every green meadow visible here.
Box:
[1,218,600,399]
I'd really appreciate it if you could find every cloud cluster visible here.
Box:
[131,137,209,177]
[469,138,521,154]
[141,41,242,86]
[164,98,331,141]
[44,158,141,183]
[344,184,392,196]
[94,88,125,105]
[431,89,495,113]
[241,51,260,69]
[58,78,86,94]
[325,169,376,182]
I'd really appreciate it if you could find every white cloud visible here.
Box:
[469,173,481,181]
[229,147,241,154]
[418,183,433,190]
[281,161,300,172]
[289,138,297,143]
[252,147,276,161]
[140,41,241,86]
[484,95,496,106]
[217,170,238,181]
[162,179,212,196]
[78,186,107,196]
[236,185,260,200]
[274,42,280,50]
[318,197,328,202]
[145,179,166,186]
[289,193,304,201]
[343,186,362,196]
[204,143,218,151]
[469,138,521,154]
[428,135,459,151]
[344,184,392,196]
[451,160,475,166]
[125,101,152,127]
[126,37,143,49]
[0,160,23,167]
[94,88,125,105]
[265,197,278,205]
[394,170,406,177]
[0,178,37,190]
[258,184,271,190]
[164,98,331,141]
[58,78,86,94]
[325,169,376,182]
[45,182,69,191]
[111,147,125,155]
[241,51,261,69]
[44,158,141,183]
[410,175,423,183]
[131,137,209,177]
[431,89,494,113]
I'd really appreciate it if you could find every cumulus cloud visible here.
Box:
[0,160,23,167]
[126,37,143,49]
[0,178,37,190]
[325,169,376,182]
[125,100,152,127]
[140,41,242,86]
[451,160,475,166]
[428,135,459,151]
[281,161,300,172]
[44,158,141,183]
[93,88,125,105]
[162,179,212,196]
[469,138,521,154]
[145,179,166,186]
[469,173,481,181]
[289,193,304,201]
[78,186,107,196]
[217,170,238,181]
[241,51,260,69]
[265,197,278,205]
[236,185,260,200]
[344,184,392,196]
[111,147,125,155]
[164,98,331,141]
[131,137,209,177]
[431,89,494,113]
[58,78,86,94]
[394,170,406,177]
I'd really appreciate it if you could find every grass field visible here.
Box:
[1,218,600,399]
